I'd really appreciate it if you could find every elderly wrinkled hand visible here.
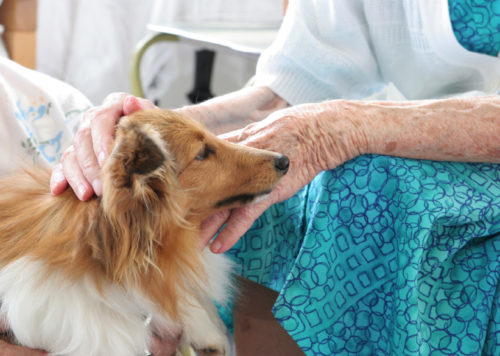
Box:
[200,102,366,253]
[50,93,155,200]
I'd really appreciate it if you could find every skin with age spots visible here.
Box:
[352,98,500,163]
[384,141,398,153]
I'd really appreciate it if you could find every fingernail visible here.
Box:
[211,241,222,253]
[92,179,103,196]
[77,184,88,200]
[52,169,65,183]
[98,151,107,166]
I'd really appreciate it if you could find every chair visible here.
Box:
[130,0,283,99]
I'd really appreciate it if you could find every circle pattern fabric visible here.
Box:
[227,155,500,355]
[449,0,500,56]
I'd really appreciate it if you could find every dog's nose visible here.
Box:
[274,155,289,174]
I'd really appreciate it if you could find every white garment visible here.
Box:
[36,0,154,105]
[150,0,282,27]
[0,58,90,176]
[255,0,500,104]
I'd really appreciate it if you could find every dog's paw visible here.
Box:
[192,341,230,356]
[185,318,230,356]
[180,295,231,356]
[189,327,230,356]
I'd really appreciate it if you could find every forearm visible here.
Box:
[176,86,288,134]
[318,96,500,169]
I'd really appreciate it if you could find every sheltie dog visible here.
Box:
[0,109,289,355]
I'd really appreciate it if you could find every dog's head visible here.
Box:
[103,108,288,221]
[94,109,287,309]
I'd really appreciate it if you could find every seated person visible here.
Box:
[2,0,500,355]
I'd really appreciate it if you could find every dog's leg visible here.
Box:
[178,251,234,356]
[179,295,230,356]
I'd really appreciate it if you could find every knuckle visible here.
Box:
[214,210,230,220]
[80,158,97,173]
[84,104,112,127]
[103,92,127,105]
[232,207,256,225]
[60,147,74,163]
[90,106,118,129]
[84,106,99,116]
[73,127,91,145]
[82,107,99,124]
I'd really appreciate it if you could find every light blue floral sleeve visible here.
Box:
[0,58,91,174]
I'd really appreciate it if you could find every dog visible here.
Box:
[0,109,289,355]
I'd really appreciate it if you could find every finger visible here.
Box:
[123,95,155,115]
[209,205,265,253]
[102,92,128,106]
[89,103,124,167]
[218,127,244,143]
[50,163,68,195]
[90,95,156,167]
[199,210,231,247]
[0,340,47,355]
[73,127,103,196]
[61,146,94,201]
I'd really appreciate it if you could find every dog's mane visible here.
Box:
[0,160,204,320]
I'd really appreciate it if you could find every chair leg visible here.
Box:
[130,32,179,98]
[187,49,215,104]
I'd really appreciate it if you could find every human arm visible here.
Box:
[0,331,171,356]
[352,97,500,162]
[0,321,46,356]
[0,341,47,356]
[0,314,175,356]
[176,86,288,133]
[203,95,500,253]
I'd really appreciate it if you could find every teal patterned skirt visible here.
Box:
[227,155,500,355]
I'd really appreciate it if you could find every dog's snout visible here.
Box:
[274,155,289,175]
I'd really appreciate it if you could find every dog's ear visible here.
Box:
[95,118,187,283]
[107,120,169,190]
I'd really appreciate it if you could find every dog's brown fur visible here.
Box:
[0,109,286,321]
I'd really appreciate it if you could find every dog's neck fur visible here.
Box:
[0,168,205,321]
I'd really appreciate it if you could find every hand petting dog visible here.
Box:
[50,93,156,201]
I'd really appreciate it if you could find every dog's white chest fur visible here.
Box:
[0,250,233,356]
[0,257,154,355]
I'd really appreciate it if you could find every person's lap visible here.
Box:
[227,154,500,355]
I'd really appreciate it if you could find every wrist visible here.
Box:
[310,100,371,170]
[175,104,211,125]
[177,86,287,134]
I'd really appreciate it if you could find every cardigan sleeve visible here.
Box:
[254,0,383,105]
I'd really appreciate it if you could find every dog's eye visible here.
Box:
[195,145,214,161]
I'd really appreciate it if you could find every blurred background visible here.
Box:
[0,0,285,107]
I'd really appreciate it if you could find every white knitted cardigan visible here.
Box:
[255,0,500,104]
